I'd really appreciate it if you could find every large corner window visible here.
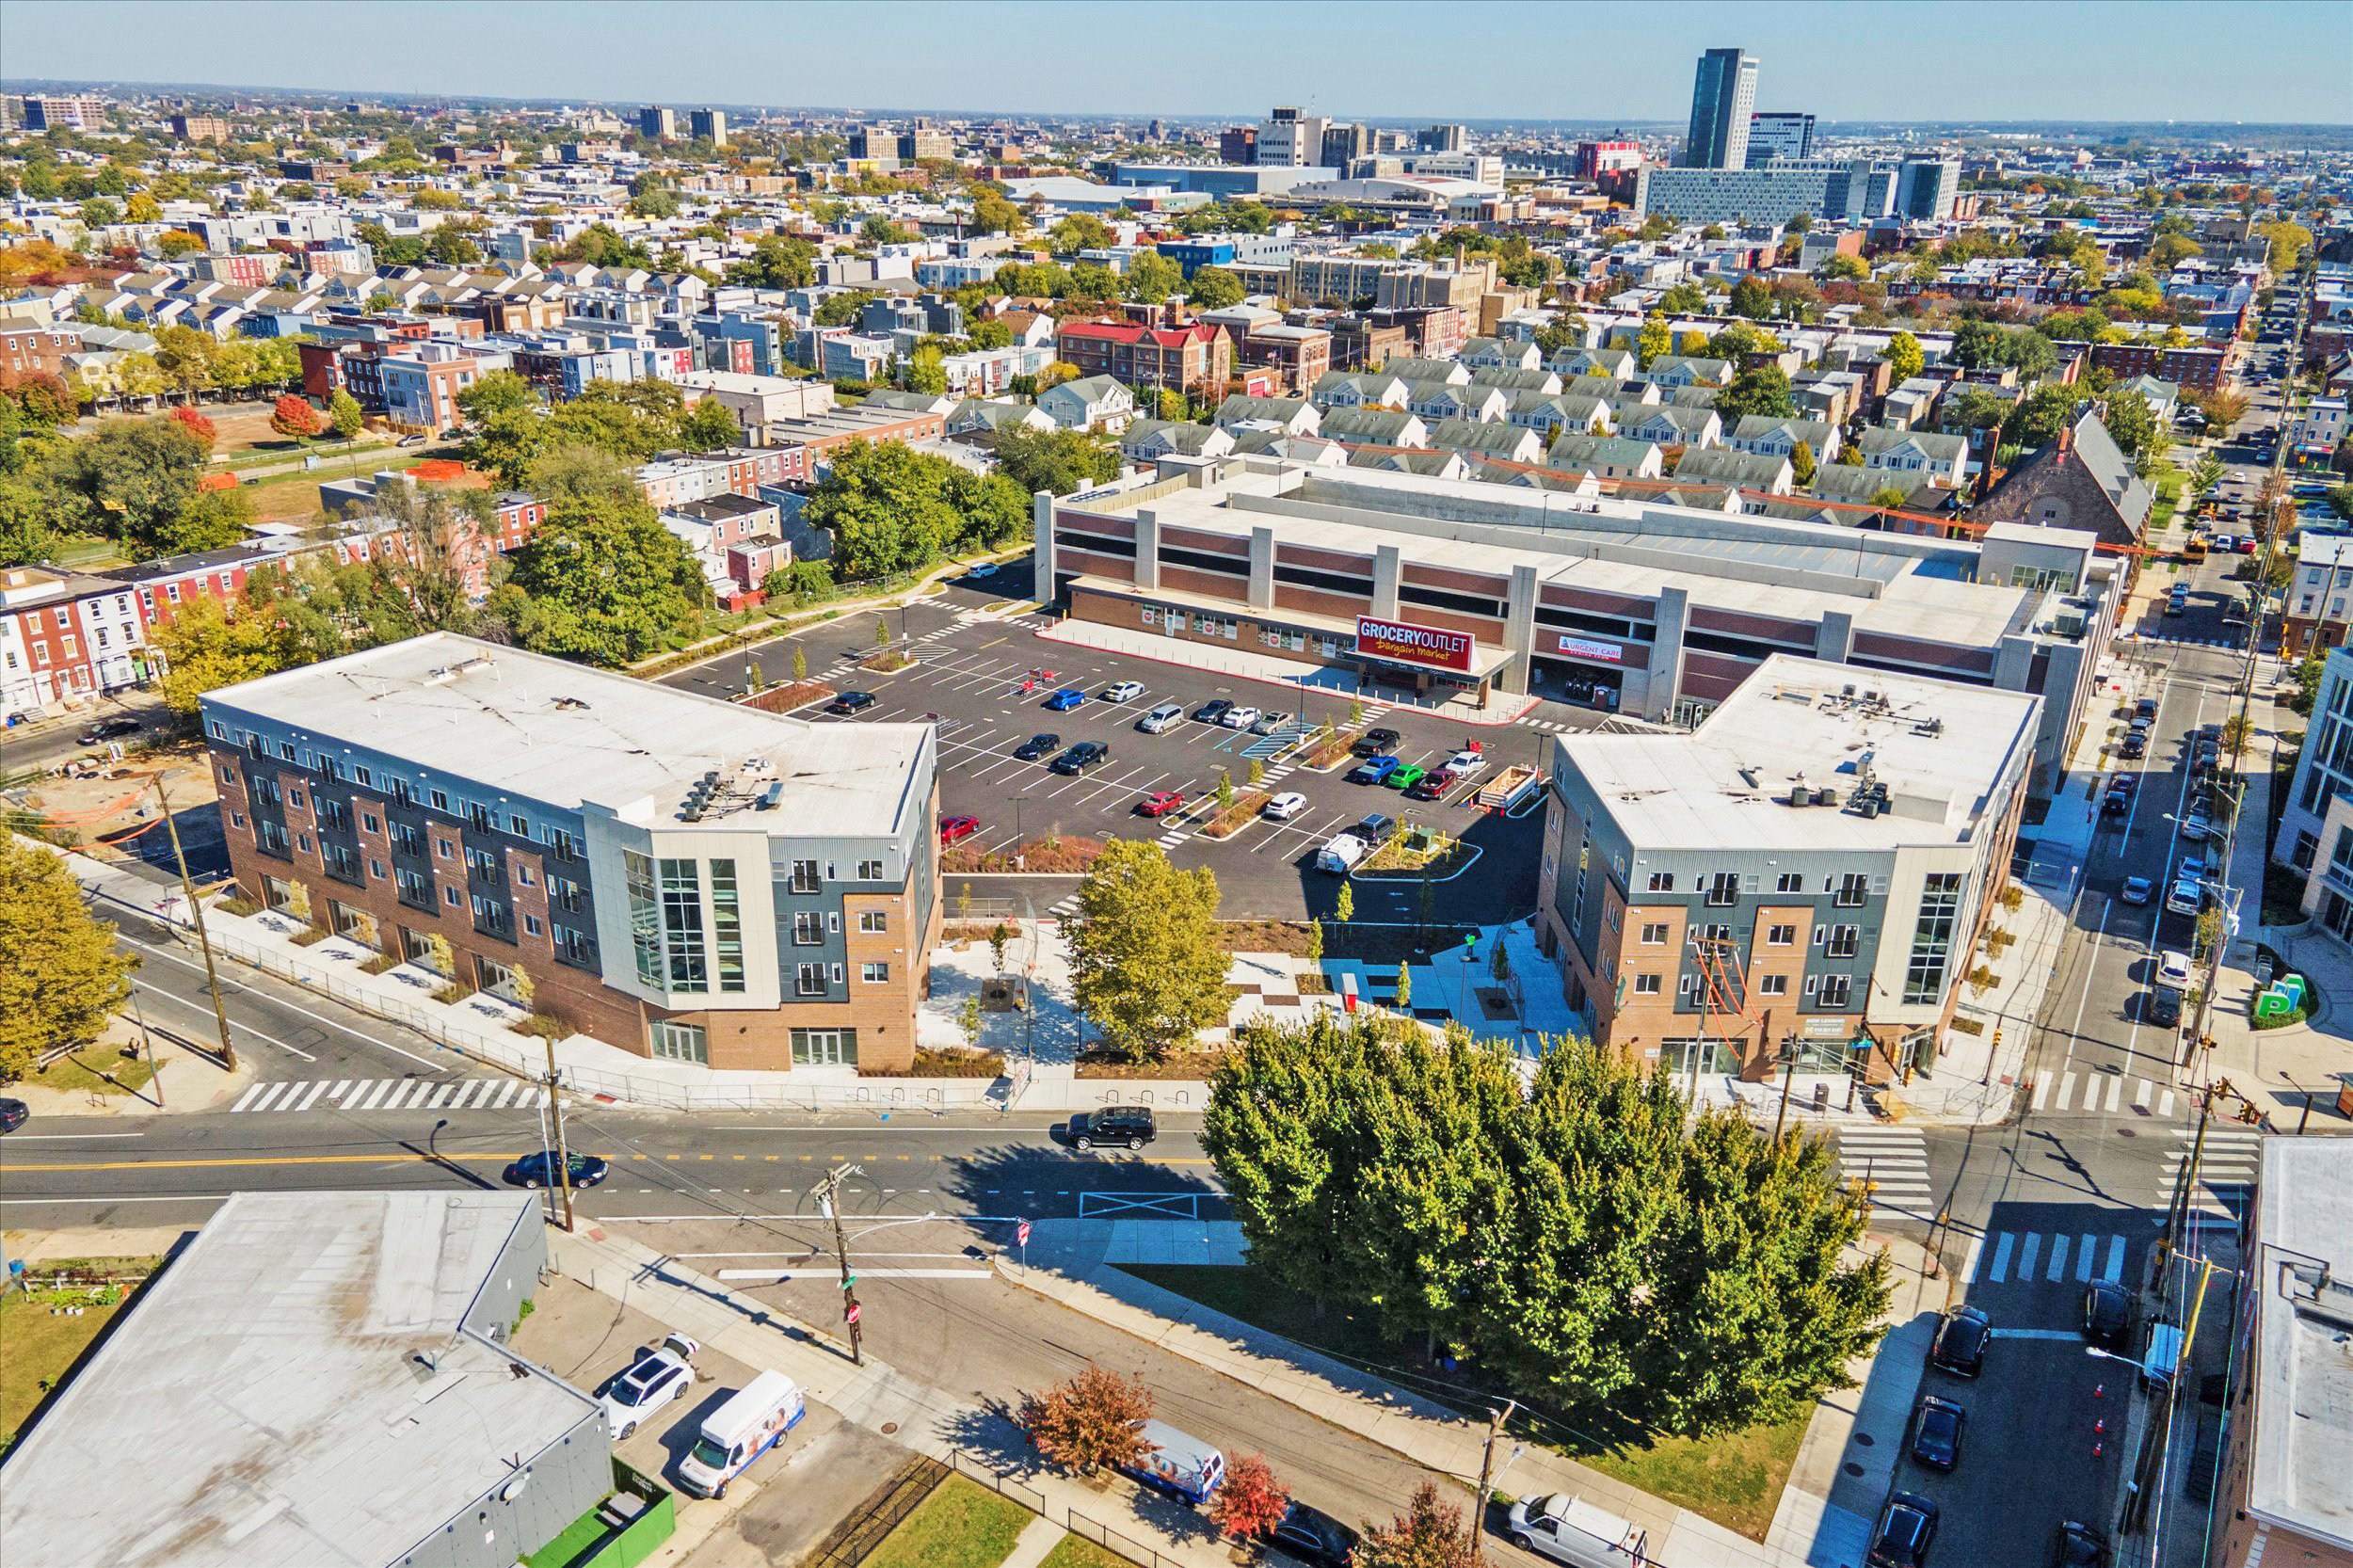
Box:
[1901,872,1964,1006]
[623,849,663,987]
[659,857,708,993]
[710,858,744,994]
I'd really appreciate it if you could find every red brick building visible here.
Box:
[1054,320,1234,400]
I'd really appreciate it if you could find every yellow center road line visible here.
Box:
[979,637,1007,648]
[2,1152,537,1173]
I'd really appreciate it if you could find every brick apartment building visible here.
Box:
[0,566,152,722]
[0,323,81,380]
[202,634,941,1072]
[2086,339,2234,393]
[1054,320,1234,400]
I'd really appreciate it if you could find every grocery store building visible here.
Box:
[1035,459,2118,795]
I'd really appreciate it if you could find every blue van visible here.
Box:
[1117,1419,1225,1505]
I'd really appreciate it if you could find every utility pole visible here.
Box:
[543,1032,574,1232]
[812,1162,865,1366]
[1469,1398,1517,1560]
[152,772,235,1071]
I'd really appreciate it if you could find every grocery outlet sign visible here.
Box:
[1354,615,1475,673]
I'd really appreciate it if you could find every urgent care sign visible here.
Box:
[1354,615,1475,673]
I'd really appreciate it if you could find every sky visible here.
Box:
[3,0,2348,125]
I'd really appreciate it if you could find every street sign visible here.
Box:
[840,1273,856,1289]
[1016,1220,1032,1247]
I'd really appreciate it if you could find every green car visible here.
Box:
[1385,762,1427,792]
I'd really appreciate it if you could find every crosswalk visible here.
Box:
[231,1078,550,1114]
[1832,1126,1932,1216]
[2158,1127,2264,1217]
[1519,716,1579,733]
[1042,894,1081,920]
[1961,1227,2132,1287]
[2031,1070,2181,1119]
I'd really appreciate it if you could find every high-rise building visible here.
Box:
[1218,125,1257,164]
[1682,48,1759,169]
[1416,123,1469,153]
[689,107,728,147]
[1574,140,1643,181]
[1321,121,1372,171]
[639,105,677,140]
[1256,105,1329,167]
[897,120,953,162]
[1896,158,1962,221]
[23,94,106,132]
[170,113,233,144]
[1747,111,1815,163]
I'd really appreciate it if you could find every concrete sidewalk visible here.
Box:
[552,1224,1241,1568]
[1004,1220,1946,1568]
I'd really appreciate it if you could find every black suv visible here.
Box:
[1070,1104,1156,1151]
[1929,1305,1990,1378]
[1014,733,1061,761]
[1869,1492,1939,1568]
[1193,699,1234,726]
[1049,741,1109,776]
[1351,727,1401,758]
[2082,1280,2134,1351]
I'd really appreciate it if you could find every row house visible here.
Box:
[0,568,151,722]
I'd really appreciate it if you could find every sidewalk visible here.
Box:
[1005,1222,1947,1568]
[1037,617,1542,728]
[551,1224,1239,1568]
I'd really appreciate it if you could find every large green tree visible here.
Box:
[2005,383,2087,450]
[1186,265,1245,310]
[803,439,1028,579]
[989,426,1118,497]
[37,415,210,556]
[1714,363,1797,423]
[2101,388,2163,461]
[1728,275,1773,320]
[0,839,137,1080]
[490,491,710,666]
[1203,1021,1889,1437]
[680,395,742,452]
[1067,839,1229,1064]
[1884,330,1925,384]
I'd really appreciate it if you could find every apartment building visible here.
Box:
[169,113,232,142]
[379,340,505,434]
[2275,647,2353,926]
[201,634,941,1072]
[1288,253,1498,312]
[22,94,106,131]
[2280,535,2353,660]
[0,323,80,379]
[2087,340,2233,393]
[689,108,728,146]
[0,567,151,722]
[1054,320,1233,399]
[1537,655,2038,1086]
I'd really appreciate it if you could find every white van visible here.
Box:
[1506,1493,1649,1566]
[675,1370,805,1499]
[1316,833,1367,873]
[1139,702,1185,734]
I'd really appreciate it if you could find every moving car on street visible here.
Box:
[503,1151,610,1190]
[2082,1280,2135,1352]
[2120,875,2154,906]
[1068,1104,1156,1151]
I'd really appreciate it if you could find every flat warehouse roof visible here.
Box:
[201,632,929,839]
[0,1192,594,1568]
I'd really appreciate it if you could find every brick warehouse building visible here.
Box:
[201,633,940,1072]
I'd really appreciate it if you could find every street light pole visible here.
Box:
[1469,1398,1517,1561]
[152,771,236,1071]
[543,1031,574,1232]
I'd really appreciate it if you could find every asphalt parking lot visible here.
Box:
[660,570,1588,921]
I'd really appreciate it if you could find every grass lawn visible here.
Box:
[0,1256,159,1450]
[863,1474,1032,1568]
[28,1047,156,1098]
[1120,1263,1811,1542]
[1040,1537,1130,1568]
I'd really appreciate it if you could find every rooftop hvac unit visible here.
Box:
[1788,784,1811,807]
[1814,787,1836,806]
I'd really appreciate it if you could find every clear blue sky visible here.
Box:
[4,0,2346,125]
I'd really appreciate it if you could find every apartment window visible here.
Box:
[1818,974,1854,1009]
[391,823,424,857]
[651,1020,709,1064]
[514,864,534,888]
[1775,873,1803,893]
[789,858,822,894]
[857,858,885,881]
[355,766,371,788]
[467,846,498,882]
[471,893,511,937]
[444,887,462,907]
[794,961,827,996]
[466,803,493,833]
[520,911,543,939]
[429,788,449,812]
[551,875,584,912]
[314,800,353,833]
[1902,872,1965,1006]
[793,911,824,946]
[396,868,433,910]
[1704,872,1739,907]
[231,811,247,829]
[1768,923,1797,946]
[861,961,890,984]
[554,924,595,967]
[252,776,280,808]
[257,820,290,858]
[509,813,530,837]
[1826,924,1861,960]
[368,857,386,881]
[1634,973,1662,995]
[711,858,744,994]
[392,777,415,806]
[858,910,888,934]
[323,845,361,886]
[361,812,380,835]
[659,857,708,993]
[220,763,234,784]
[288,788,305,809]
[280,742,296,761]
[1645,872,1675,891]
[1641,922,1669,945]
[1833,872,1869,907]
[1758,973,1790,997]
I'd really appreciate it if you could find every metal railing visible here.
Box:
[943,1450,1190,1568]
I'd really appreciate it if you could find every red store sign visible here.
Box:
[1354,615,1475,673]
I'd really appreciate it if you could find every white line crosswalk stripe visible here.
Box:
[1833,1128,1930,1211]
[1967,1230,2133,1286]
[230,1079,535,1113]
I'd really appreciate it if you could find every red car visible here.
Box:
[938,815,982,845]
[1137,791,1187,818]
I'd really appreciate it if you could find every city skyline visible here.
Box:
[2,0,2347,126]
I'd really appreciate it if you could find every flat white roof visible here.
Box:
[0,1192,593,1568]
[201,632,929,839]
[1556,654,2040,851]
[2248,1139,2353,1550]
